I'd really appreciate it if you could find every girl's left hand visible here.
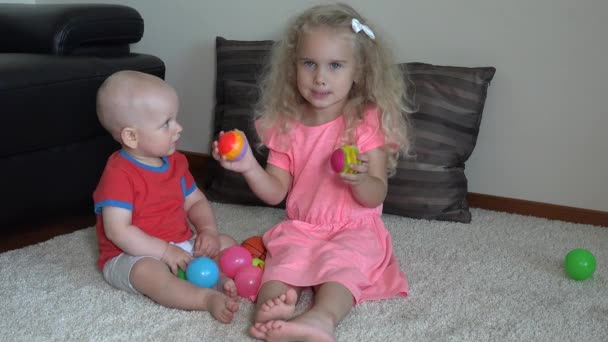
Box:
[339,153,370,186]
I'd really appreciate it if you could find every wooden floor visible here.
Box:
[0,209,96,254]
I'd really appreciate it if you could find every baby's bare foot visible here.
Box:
[264,316,335,342]
[219,276,238,299]
[206,291,239,323]
[254,288,298,323]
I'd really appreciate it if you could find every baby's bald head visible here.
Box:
[96,70,177,140]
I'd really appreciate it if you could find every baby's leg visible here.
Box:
[263,282,354,342]
[130,257,238,323]
[217,275,237,299]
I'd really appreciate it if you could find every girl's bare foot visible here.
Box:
[263,314,335,342]
[218,276,238,299]
[249,322,271,340]
[205,291,239,323]
[253,288,298,323]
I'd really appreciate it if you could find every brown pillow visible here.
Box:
[383,63,496,222]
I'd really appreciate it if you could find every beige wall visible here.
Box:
[35,0,608,212]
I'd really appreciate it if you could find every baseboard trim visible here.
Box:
[181,151,608,227]
[467,193,607,227]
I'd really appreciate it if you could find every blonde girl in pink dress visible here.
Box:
[212,4,413,341]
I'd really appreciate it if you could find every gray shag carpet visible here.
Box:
[1,202,607,341]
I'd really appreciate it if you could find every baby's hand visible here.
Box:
[193,230,221,258]
[211,130,256,174]
[338,153,370,186]
[161,244,193,275]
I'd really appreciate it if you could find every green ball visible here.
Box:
[177,267,187,280]
[564,248,596,280]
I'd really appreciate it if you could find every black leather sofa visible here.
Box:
[0,4,165,227]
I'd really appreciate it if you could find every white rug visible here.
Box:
[1,203,607,341]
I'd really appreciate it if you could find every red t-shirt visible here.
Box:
[93,150,195,269]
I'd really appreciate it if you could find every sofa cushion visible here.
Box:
[0,4,143,55]
[0,53,165,159]
[204,38,496,222]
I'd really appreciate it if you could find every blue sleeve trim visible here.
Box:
[180,176,197,198]
[186,183,197,196]
[94,200,133,214]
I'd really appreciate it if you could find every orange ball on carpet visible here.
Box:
[241,236,266,261]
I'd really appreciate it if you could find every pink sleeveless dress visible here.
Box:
[259,107,408,304]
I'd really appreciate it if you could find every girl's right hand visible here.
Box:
[211,130,257,174]
[160,243,193,275]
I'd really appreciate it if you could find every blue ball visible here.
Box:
[185,257,219,288]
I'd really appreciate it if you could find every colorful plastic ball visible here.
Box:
[185,257,219,288]
[252,258,265,270]
[234,264,263,300]
[218,130,248,161]
[330,145,360,174]
[220,245,253,278]
[241,236,267,261]
[565,248,596,280]
[177,267,186,280]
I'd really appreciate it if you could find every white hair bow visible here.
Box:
[351,18,375,40]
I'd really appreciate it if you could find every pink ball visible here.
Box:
[330,148,346,173]
[234,265,263,300]
[220,246,252,278]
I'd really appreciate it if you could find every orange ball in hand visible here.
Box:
[218,130,248,161]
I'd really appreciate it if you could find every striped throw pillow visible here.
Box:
[383,63,496,222]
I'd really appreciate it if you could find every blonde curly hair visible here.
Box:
[255,3,413,175]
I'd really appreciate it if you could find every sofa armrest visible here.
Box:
[0,4,144,56]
